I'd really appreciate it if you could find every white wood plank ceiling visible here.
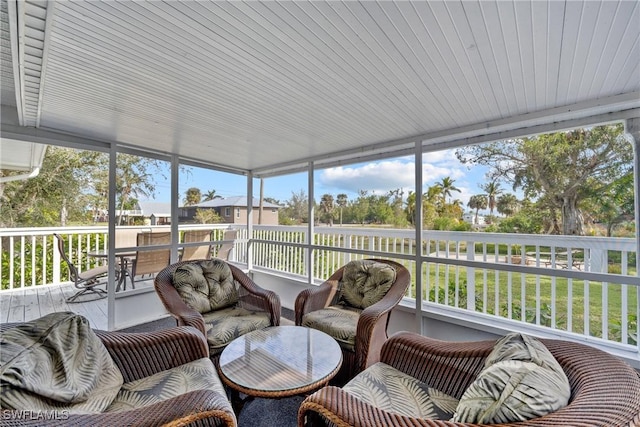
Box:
[2,0,639,176]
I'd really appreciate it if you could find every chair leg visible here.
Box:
[66,285,107,303]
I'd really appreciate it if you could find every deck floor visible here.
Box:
[1,283,109,330]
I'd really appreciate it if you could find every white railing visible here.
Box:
[252,225,639,349]
[2,224,638,350]
[0,224,237,289]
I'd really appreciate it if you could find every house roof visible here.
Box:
[195,196,281,209]
[1,0,638,177]
[138,201,172,217]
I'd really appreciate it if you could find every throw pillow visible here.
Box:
[172,260,239,313]
[338,260,397,309]
[452,332,570,424]
[173,262,212,313]
[200,258,239,310]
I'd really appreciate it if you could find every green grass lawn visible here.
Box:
[417,263,638,345]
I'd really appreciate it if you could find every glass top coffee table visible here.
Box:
[218,326,342,410]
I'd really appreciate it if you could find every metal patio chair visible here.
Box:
[54,233,111,303]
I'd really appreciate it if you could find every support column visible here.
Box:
[414,142,423,334]
[307,162,315,285]
[247,173,254,270]
[624,117,640,352]
[170,155,180,264]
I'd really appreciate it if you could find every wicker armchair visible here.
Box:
[298,331,640,427]
[154,259,281,364]
[0,323,236,427]
[294,259,411,384]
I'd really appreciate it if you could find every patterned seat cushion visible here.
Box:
[172,259,239,313]
[338,260,397,309]
[452,333,571,424]
[106,358,225,412]
[301,305,361,352]
[343,362,459,420]
[202,307,272,355]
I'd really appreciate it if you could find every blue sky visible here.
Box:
[148,148,498,213]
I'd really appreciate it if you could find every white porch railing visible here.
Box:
[2,225,638,351]
[0,224,238,288]
[252,226,639,350]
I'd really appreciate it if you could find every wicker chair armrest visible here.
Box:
[95,326,209,383]
[294,281,336,325]
[380,331,493,399]
[0,390,236,427]
[229,263,281,326]
[298,386,452,427]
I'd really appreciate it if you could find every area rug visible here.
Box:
[238,395,305,427]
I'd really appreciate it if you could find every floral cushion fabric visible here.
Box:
[0,312,123,414]
[452,332,571,424]
[301,305,361,352]
[202,306,272,355]
[343,362,459,420]
[338,260,396,309]
[106,357,225,412]
[172,259,239,313]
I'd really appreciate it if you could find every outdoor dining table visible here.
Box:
[87,250,136,292]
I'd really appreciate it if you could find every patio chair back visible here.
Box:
[181,229,212,261]
[214,229,237,261]
[131,232,171,284]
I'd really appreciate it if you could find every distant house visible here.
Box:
[181,196,281,225]
[463,212,486,226]
[138,202,171,225]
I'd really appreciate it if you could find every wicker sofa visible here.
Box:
[298,331,640,427]
[0,314,236,427]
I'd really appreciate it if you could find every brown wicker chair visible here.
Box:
[0,323,237,427]
[298,331,640,427]
[154,259,281,364]
[294,259,411,384]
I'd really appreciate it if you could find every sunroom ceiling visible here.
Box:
[2,0,639,176]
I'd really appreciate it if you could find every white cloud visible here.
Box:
[318,150,476,200]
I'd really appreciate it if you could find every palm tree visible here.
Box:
[497,193,520,217]
[336,193,348,226]
[436,177,461,204]
[319,194,335,226]
[203,189,221,201]
[468,194,488,224]
[481,181,502,216]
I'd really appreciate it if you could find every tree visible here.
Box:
[113,154,163,225]
[588,172,634,236]
[336,193,348,226]
[281,189,308,224]
[456,124,632,235]
[0,147,99,227]
[352,190,370,225]
[480,181,502,216]
[203,190,221,201]
[496,193,520,217]
[184,187,202,206]
[319,194,335,226]
[435,177,461,205]
[194,208,222,224]
[467,194,488,225]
